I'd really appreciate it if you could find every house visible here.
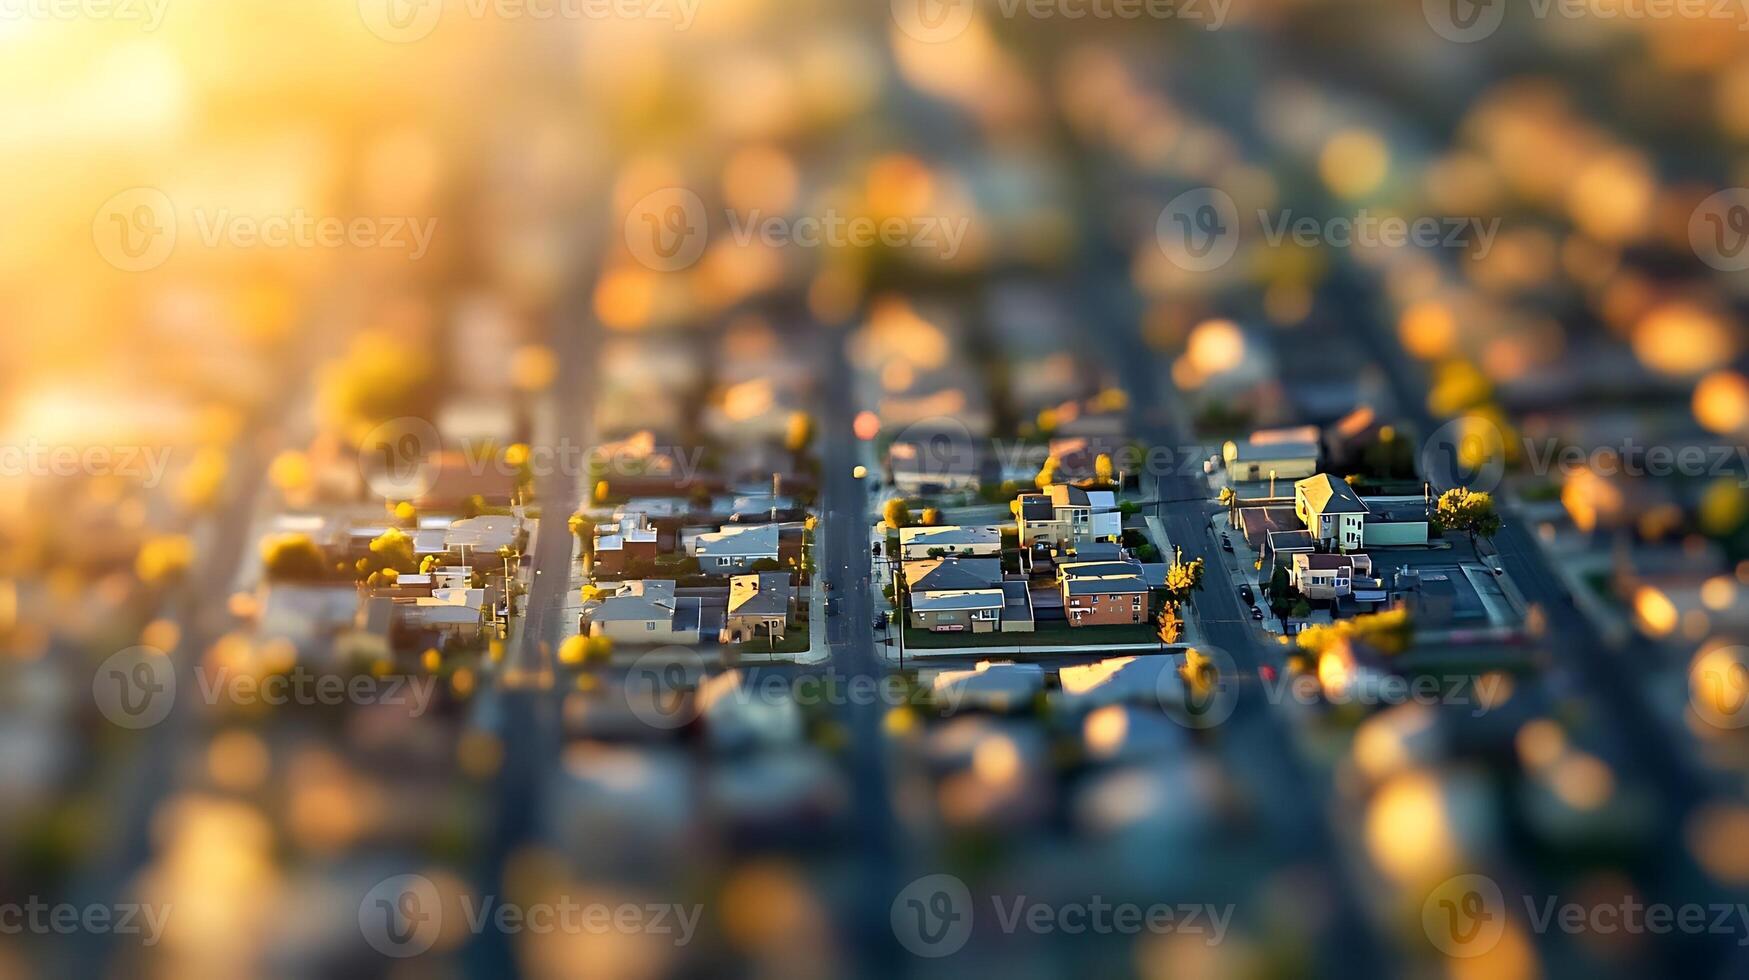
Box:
[903,557,1005,633]
[1223,426,1321,482]
[1290,553,1378,601]
[1059,560,1152,627]
[400,587,488,634]
[722,572,792,644]
[583,580,703,644]
[693,523,781,574]
[900,524,1003,561]
[413,451,523,510]
[1360,496,1432,548]
[593,514,659,575]
[887,436,981,496]
[929,662,1046,713]
[257,584,366,655]
[1016,484,1120,549]
[999,581,1035,633]
[1047,435,1128,484]
[1295,474,1369,553]
[444,515,523,565]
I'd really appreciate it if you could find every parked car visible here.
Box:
[873,612,887,630]
[1221,536,1233,553]
[1238,585,1254,604]
[1250,606,1263,621]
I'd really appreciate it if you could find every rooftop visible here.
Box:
[900,525,1002,549]
[904,557,1004,593]
[728,572,792,618]
[695,523,780,558]
[1296,473,1369,516]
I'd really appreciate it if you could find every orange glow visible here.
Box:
[1693,370,1749,434]
[1399,301,1458,360]
[853,411,881,441]
[1632,303,1738,376]
[1186,319,1247,376]
[1320,129,1390,199]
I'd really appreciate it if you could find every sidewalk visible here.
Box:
[1207,515,1286,637]
[1142,514,1206,649]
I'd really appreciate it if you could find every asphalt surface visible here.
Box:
[815,322,903,975]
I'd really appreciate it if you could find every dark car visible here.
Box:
[873,612,887,630]
[1221,535,1233,552]
[1250,606,1263,620]
[1239,585,1254,604]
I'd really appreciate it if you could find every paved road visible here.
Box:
[1077,265,1395,978]
[815,323,902,974]
[464,268,596,975]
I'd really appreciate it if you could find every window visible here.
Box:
[645,622,656,631]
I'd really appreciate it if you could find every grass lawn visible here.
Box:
[735,615,811,655]
[904,621,1162,648]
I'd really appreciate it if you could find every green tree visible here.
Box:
[784,411,815,456]
[366,527,419,577]
[883,498,913,529]
[1436,487,1502,550]
[1296,607,1413,657]
[1035,455,1061,491]
[262,533,329,582]
[1162,550,1207,611]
